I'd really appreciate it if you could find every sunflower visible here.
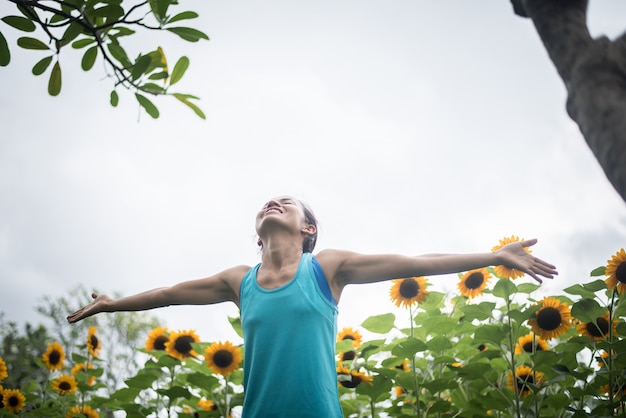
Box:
[507,365,543,397]
[514,334,549,354]
[204,341,243,376]
[52,374,78,395]
[491,235,530,279]
[458,268,491,299]
[528,297,572,340]
[339,350,357,362]
[605,248,626,295]
[145,327,170,351]
[197,398,218,411]
[337,364,373,388]
[394,358,410,372]
[165,329,201,361]
[42,341,66,371]
[577,311,618,341]
[66,404,99,418]
[390,277,429,308]
[86,326,101,358]
[2,388,26,413]
[71,363,96,386]
[0,357,7,381]
[597,350,615,369]
[477,344,488,352]
[337,327,363,348]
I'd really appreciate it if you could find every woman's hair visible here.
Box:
[300,200,318,253]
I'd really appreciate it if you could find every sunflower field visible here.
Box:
[1,242,626,417]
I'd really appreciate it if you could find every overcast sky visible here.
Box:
[1,1,625,345]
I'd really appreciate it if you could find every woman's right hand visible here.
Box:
[67,292,112,323]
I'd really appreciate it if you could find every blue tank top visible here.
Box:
[239,252,343,418]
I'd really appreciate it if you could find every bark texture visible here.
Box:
[512,0,626,202]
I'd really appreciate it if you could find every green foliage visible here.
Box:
[0,0,208,119]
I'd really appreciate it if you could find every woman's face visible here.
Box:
[255,196,306,233]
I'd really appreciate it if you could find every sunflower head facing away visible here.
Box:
[2,388,26,414]
[67,404,99,418]
[390,277,429,308]
[42,341,66,371]
[165,329,201,361]
[337,327,363,348]
[507,365,543,397]
[458,268,491,299]
[337,364,373,388]
[576,311,617,341]
[491,235,529,279]
[605,248,626,295]
[204,341,243,376]
[145,327,170,351]
[52,374,78,395]
[0,357,7,381]
[528,297,572,340]
[514,334,549,354]
[86,327,101,358]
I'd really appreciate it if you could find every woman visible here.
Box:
[68,196,557,417]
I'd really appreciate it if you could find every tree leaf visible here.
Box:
[110,90,119,107]
[91,5,124,20]
[135,93,160,118]
[17,36,49,50]
[48,61,62,96]
[167,11,199,24]
[81,46,98,71]
[2,16,36,32]
[0,31,10,66]
[131,54,152,80]
[173,93,206,119]
[169,56,189,86]
[32,55,53,75]
[140,83,165,94]
[60,22,83,47]
[107,41,131,67]
[72,38,96,49]
[166,27,209,42]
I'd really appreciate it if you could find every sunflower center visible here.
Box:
[89,335,99,350]
[536,307,562,331]
[213,349,234,367]
[59,381,71,391]
[49,350,62,365]
[516,373,535,391]
[174,336,195,355]
[342,350,356,361]
[587,317,610,337]
[465,272,484,289]
[342,335,355,341]
[399,279,419,298]
[341,375,361,388]
[154,336,168,351]
[8,396,19,407]
[616,262,626,284]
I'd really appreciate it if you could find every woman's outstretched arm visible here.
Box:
[316,239,557,300]
[66,265,250,323]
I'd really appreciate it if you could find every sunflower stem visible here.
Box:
[505,296,522,418]
[409,304,421,418]
[224,374,231,417]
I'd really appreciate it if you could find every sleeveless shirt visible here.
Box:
[239,252,343,418]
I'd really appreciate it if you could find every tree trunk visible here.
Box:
[512,0,626,203]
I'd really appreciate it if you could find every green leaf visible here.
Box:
[229,316,243,338]
[131,54,152,80]
[156,386,192,400]
[474,324,506,346]
[17,36,49,50]
[135,93,160,119]
[460,302,496,321]
[571,298,607,323]
[166,27,209,42]
[32,55,53,75]
[391,337,427,358]
[148,71,168,80]
[48,61,62,96]
[517,283,540,294]
[591,266,606,277]
[107,41,131,67]
[60,22,83,46]
[492,278,517,299]
[167,11,199,24]
[91,5,124,20]
[170,56,189,86]
[2,16,36,32]
[81,45,98,71]
[110,90,119,107]
[0,31,10,66]
[361,313,395,334]
[72,38,96,49]
[149,0,171,23]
